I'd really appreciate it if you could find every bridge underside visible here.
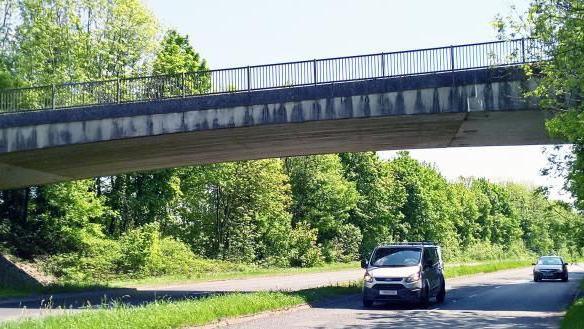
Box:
[0,109,550,189]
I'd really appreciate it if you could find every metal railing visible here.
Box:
[0,38,547,114]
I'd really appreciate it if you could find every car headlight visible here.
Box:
[364,272,374,283]
[405,272,421,283]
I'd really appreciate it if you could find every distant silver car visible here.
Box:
[533,256,568,282]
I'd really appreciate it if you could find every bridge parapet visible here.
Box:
[0,39,546,114]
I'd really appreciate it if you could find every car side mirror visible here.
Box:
[564,263,569,266]
[531,263,536,266]
[361,259,368,269]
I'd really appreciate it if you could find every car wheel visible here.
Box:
[533,275,540,282]
[436,280,446,303]
[362,297,373,308]
[562,274,568,282]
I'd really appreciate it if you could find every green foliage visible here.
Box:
[175,159,293,263]
[288,222,323,267]
[12,0,159,84]
[338,152,406,256]
[0,180,107,258]
[387,152,459,246]
[153,30,208,75]
[285,155,359,244]
[44,233,122,282]
[496,1,584,212]
[562,298,584,329]
[322,224,363,263]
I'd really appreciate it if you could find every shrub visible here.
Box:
[145,237,198,276]
[322,224,362,263]
[288,222,323,267]
[44,230,122,282]
[117,223,161,275]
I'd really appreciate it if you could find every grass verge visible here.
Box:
[0,283,360,329]
[444,259,532,278]
[561,279,584,329]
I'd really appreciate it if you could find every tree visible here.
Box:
[99,27,210,237]
[12,0,158,85]
[0,180,107,258]
[387,152,459,247]
[152,30,207,75]
[496,1,584,210]
[284,155,359,246]
[176,159,293,263]
[338,152,405,256]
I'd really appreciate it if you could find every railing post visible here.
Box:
[181,72,186,97]
[247,66,251,91]
[450,45,455,72]
[381,53,385,77]
[313,59,317,86]
[116,78,120,103]
[51,84,56,110]
[521,38,526,63]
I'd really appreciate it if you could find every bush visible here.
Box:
[288,223,323,267]
[117,223,161,275]
[44,230,122,282]
[322,224,362,263]
[44,224,213,281]
[145,237,198,276]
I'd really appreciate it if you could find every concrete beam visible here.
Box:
[0,68,558,189]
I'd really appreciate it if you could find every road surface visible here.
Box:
[214,265,584,329]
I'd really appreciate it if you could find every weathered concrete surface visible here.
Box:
[0,255,46,290]
[0,68,558,189]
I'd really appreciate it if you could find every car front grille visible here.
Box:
[372,283,405,290]
[374,277,402,282]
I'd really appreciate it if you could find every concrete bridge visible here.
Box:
[0,39,555,189]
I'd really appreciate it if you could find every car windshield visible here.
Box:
[370,247,421,267]
[538,257,563,265]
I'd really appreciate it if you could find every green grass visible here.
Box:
[444,259,532,278]
[0,283,360,329]
[561,279,584,329]
[0,288,33,299]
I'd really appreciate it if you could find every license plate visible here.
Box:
[379,290,398,296]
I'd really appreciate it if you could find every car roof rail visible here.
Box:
[380,241,437,246]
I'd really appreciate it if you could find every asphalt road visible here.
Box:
[215,265,584,329]
[0,269,363,322]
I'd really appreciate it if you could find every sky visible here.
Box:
[144,0,572,202]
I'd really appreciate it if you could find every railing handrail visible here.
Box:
[0,38,546,114]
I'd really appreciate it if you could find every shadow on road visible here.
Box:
[0,288,229,310]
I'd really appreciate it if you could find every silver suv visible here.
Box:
[361,242,446,307]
